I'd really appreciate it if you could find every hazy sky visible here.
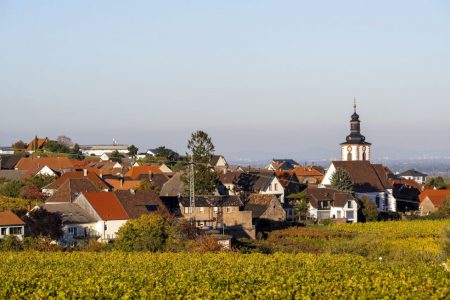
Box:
[1,1,449,161]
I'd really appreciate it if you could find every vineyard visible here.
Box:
[0,220,449,298]
[0,252,449,299]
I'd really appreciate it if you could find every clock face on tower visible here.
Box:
[347,146,352,152]
[362,146,366,151]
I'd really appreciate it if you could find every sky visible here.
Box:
[1,0,450,162]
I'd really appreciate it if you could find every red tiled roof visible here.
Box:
[124,166,162,180]
[105,179,141,191]
[275,170,296,188]
[419,189,450,207]
[0,211,25,226]
[26,138,48,151]
[15,157,74,172]
[82,192,129,220]
[44,171,110,190]
[391,179,421,191]
[294,166,324,178]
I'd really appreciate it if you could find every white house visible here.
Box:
[321,161,396,212]
[397,169,428,185]
[74,192,129,240]
[80,144,129,157]
[236,171,285,203]
[305,188,358,223]
[0,211,26,240]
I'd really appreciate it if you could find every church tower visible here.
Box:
[340,101,371,161]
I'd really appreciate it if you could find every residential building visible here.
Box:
[305,188,358,223]
[398,169,428,185]
[210,155,228,171]
[79,144,129,156]
[244,194,287,225]
[236,171,285,202]
[0,211,25,240]
[26,137,48,153]
[42,170,110,196]
[294,166,324,185]
[15,157,74,173]
[46,178,100,203]
[419,189,450,216]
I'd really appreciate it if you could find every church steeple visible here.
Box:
[340,100,371,161]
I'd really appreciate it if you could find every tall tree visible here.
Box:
[359,196,378,222]
[128,145,139,160]
[57,135,73,148]
[12,140,27,152]
[330,168,353,192]
[22,208,63,240]
[186,130,218,195]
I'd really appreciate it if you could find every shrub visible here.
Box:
[0,236,23,251]
[114,214,169,252]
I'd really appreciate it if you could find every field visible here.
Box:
[0,220,449,299]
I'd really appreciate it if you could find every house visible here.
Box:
[321,161,396,212]
[105,178,141,191]
[274,170,305,197]
[21,165,58,180]
[305,188,358,223]
[160,173,186,197]
[266,159,299,171]
[42,170,110,196]
[0,147,14,155]
[419,189,450,216]
[115,190,169,218]
[41,202,98,243]
[178,195,254,238]
[236,171,285,202]
[244,194,287,225]
[218,171,242,195]
[0,211,26,240]
[26,137,48,153]
[46,178,100,203]
[74,192,129,240]
[398,169,428,185]
[15,157,75,173]
[294,166,325,185]
[0,155,23,170]
[210,155,228,171]
[132,173,170,191]
[391,179,421,212]
[124,165,163,180]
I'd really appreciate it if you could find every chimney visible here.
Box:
[120,177,124,188]
[83,169,88,177]
[99,171,103,178]
[148,171,153,182]
[130,189,135,195]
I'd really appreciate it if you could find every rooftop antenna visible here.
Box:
[189,156,195,209]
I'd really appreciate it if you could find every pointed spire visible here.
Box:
[353,97,357,113]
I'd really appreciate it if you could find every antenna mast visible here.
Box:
[189,157,195,209]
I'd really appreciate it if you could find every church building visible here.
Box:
[320,102,397,212]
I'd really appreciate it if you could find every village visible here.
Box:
[0,104,448,248]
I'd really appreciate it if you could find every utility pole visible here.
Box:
[189,157,195,209]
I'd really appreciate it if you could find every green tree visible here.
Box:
[435,196,450,218]
[43,140,70,153]
[12,140,27,153]
[22,208,63,240]
[137,179,160,193]
[359,196,378,222]
[429,177,447,189]
[69,143,84,159]
[0,180,26,198]
[330,168,353,192]
[110,150,123,163]
[114,214,169,252]
[286,192,310,221]
[26,174,56,189]
[185,130,218,195]
[128,145,139,160]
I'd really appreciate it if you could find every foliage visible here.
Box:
[128,145,138,160]
[56,135,73,148]
[69,143,84,159]
[187,130,215,164]
[0,180,25,198]
[427,176,448,189]
[114,214,169,252]
[137,179,159,193]
[44,140,70,153]
[26,174,56,189]
[22,208,63,240]
[1,252,450,299]
[0,236,22,251]
[12,140,27,151]
[109,150,123,163]
[329,168,353,192]
[19,184,44,200]
[185,130,218,195]
[287,192,310,221]
[359,196,378,222]
[435,196,450,218]
[0,196,43,212]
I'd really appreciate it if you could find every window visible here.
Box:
[68,227,78,236]
[199,207,204,213]
[375,196,380,208]
[347,200,353,208]
[268,185,272,191]
[346,211,354,220]
[9,227,22,235]
[184,207,193,214]
[274,183,278,191]
[1,228,6,235]
[213,207,218,214]
[226,207,232,213]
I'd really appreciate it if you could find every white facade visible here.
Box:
[341,144,371,161]
[261,176,285,203]
[308,199,358,223]
[399,175,426,185]
[80,145,129,157]
[95,220,127,240]
[35,166,58,177]
[0,225,25,240]
[354,190,396,212]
